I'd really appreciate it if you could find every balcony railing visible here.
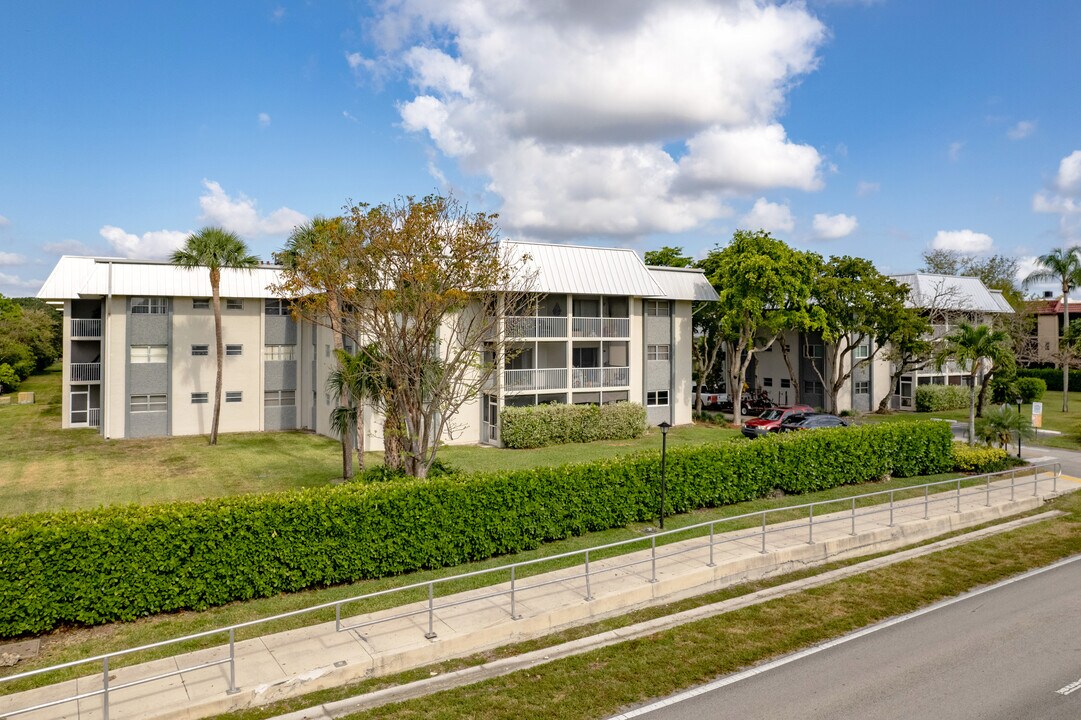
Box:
[70,318,102,338]
[504,368,568,392]
[89,407,101,427]
[505,316,568,338]
[572,366,630,388]
[70,363,101,382]
[571,317,630,338]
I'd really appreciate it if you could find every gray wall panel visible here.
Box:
[264,407,297,431]
[645,316,669,344]
[129,315,169,345]
[128,412,168,438]
[646,405,669,426]
[646,359,670,391]
[264,360,297,391]
[130,364,168,394]
[265,316,297,346]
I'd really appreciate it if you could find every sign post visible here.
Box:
[1031,401,1044,430]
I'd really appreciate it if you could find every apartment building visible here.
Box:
[37,243,717,446]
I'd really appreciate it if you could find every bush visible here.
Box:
[1016,368,1081,392]
[1015,377,1046,403]
[0,363,18,394]
[915,385,970,412]
[0,421,953,637]
[500,402,646,449]
[951,442,1014,473]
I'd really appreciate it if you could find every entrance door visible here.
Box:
[481,394,499,444]
[71,387,89,425]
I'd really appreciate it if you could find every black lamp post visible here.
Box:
[658,421,670,529]
[1016,397,1023,459]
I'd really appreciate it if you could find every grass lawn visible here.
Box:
[0,367,739,515]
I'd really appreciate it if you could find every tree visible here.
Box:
[325,194,534,478]
[274,217,357,475]
[975,404,1034,450]
[0,295,59,390]
[936,323,1011,446]
[921,249,1023,307]
[877,306,933,413]
[326,348,381,477]
[171,228,260,445]
[643,246,693,268]
[1023,247,1081,412]
[705,231,824,426]
[812,256,908,413]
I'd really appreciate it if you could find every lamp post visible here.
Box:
[658,421,670,529]
[1016,397,1023,459]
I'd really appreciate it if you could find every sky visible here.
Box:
[2,0,1080,297]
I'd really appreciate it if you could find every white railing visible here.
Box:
[572,317,630,338]
[572,317,602,338]
[505,316,567,338]
[89,408,101,427]
[603,366,630,387]
[602,317,630,337]
[70,363,101,382]
[504,368,568,391]
[70,318,102,338]
[571,366,630,388]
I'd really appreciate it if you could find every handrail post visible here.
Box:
[956,478,961,513]
[850,497,856,535]
[1034,465,1040,496]
[103,655,110,720]
[808,504,814,545]
[1011,468,1016,501]
[335,603,341,632]
[650,536,658,583]
[889,491,894,527]
[227,628,239,694]
[585,550,593,600]
[1055,463,1060,493]
[424,583,437,639]
[924,485,929,519]
[510,566,520,620]
[760,512,767,554]
[986,475,991,507]
[707,522,716,567]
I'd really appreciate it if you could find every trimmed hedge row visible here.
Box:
[0,421,952,637]
[500,401,646,448]
[1017,367,1081,392]
[951,443,1013,474]
[915,384,969,412]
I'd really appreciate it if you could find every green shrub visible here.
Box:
[915,385,970,412]
[1015,377,1046,403]
[500,401,646,448]
[0,421,952,637]
[951,442,1013,473]
[1016,367,1081,392]
[0,363,18,394]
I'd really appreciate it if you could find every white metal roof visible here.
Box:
[37,257,285,300]
[890,273,1013,314]
[647,266,719,301]
[987,289,1015,313]
[506,241,667,298]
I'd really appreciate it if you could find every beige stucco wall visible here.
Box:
[672,300,693,425]
[60,300,72,429]
[1037,314,1058,362]
[103,296,127,439]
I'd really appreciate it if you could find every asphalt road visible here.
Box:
[623,555,1081,720]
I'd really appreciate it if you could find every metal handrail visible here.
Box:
[0,462,1060,718]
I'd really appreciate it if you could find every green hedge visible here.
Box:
[951,443,1013,473]
[0,421,952,637]
[1017,368,1081,392]
[1015,377,1047,402]
[500,401,646,448]
[915,385,970,412]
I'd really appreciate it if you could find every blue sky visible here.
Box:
[2,1,1080,296]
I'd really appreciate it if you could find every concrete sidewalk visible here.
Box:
[3,470,1077,720]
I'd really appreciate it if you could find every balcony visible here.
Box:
[571,366,630,389]
[503,367,568,392]
[89,407,101,427]
[572,317,630,338]
[505,316,568,338]
[70,363,101,382]
[70,318,102,338]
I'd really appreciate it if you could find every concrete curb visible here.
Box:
[269,509,1064,720]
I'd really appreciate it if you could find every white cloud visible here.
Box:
[42,240,96,256]
[0,272,41,291]
[0,252,25,265]
[372,0,829,239]
[100,226,190,259]
[1033,150,1081,244]
[271,6,285,22]
[1007,120,1036,140]
[1054,150,1081,195]
[0,214,9,227]
[1015,255,1045,288]
[342,110,359,123]
[931,229,993,254]
[258,112,271,127]
[812,212,858,239]
[197,180,307,237]
[856,180,879,197]
[740,198,794,233]
[948,141,964,162]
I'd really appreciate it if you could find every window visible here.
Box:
[225,391,243,403]
[192,298,210,310]
[226,299,243,310]
[855,380,870,394]
[225,344,243,356]
[130,345,167,363]
[762,377,773,387]
[265,299,291,316]
[130,394,167,412]
[191,392,209,404]
[264,390,296,407]
[803,380,824,396]
[803,343,824,359]
[131,297,167,314]
[854,344,870,360]
[645,300,670,317]
[191,344,209,356]
[647,344,670,360]
[780,378,791,389]
[264,345,295,361]
[646,390,669,406]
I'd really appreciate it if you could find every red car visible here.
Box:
[741,405,815,439]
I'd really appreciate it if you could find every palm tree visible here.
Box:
[1024,247,1081,412]
[936,322,1011,446]
[171,228,259,445]
[326,348,380,479]
[975,404,1034,450]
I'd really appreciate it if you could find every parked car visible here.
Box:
[773,413,849,433]
[692,386,728,410]
[741,405,816,438]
